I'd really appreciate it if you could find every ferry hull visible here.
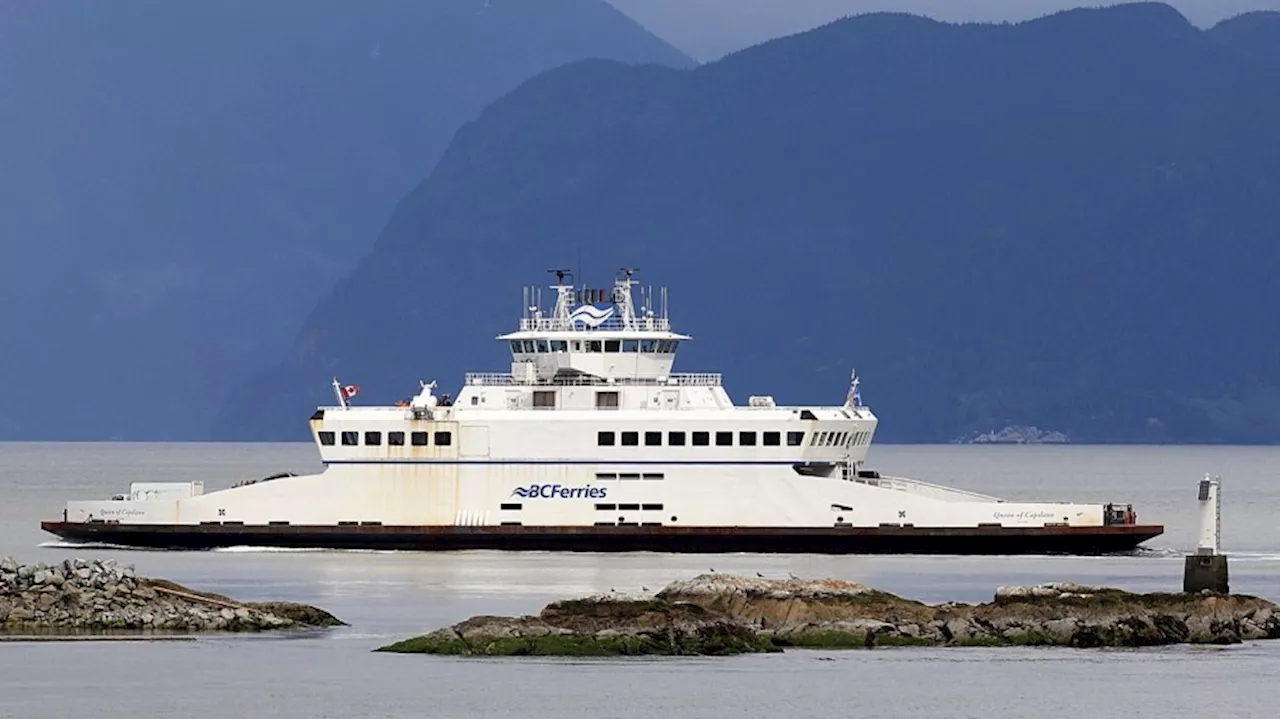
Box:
[40,521,1163,555]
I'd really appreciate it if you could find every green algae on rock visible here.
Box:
[379,574,1280,656]
[377,595,776,656]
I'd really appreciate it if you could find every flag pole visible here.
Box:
[333,378,347,409]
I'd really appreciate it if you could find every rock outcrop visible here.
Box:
[378,592,773,657]
[1,557,344,633]
[380,574,1280,656]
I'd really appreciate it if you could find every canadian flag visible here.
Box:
[340,384,360,400]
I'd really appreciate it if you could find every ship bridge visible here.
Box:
[497,268,690,385]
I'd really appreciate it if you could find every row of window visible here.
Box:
[595,472,665,481]
[511,339,678,355]
[809,431,871,448]
[499,502,665,511]
[318,430,453,447]
[598,430,805,447]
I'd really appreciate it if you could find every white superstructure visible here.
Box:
[50,269,1156,552]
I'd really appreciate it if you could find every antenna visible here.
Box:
[547,268,572,285]
[619,266,639,281]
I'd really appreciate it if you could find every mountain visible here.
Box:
[0,0,689,440]
[217,3,1280,444]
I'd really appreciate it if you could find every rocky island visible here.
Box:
[1,557,343,636]
[378,574,1280,656]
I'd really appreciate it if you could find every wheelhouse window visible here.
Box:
[640,339,658,353]
[587,340,602,352]
[621,431,639,446]
[598,431,616,446]
[341,431,358,446]
[319,431,335,446]
[787,431,805,446]
[364,431,382,446]
[715,431,733,446]
[604,340,621,353]
[622,340,639,352]
[645,431,662,446]
[692,431,710,446]
[509,341,521,354]
[550,340,568,352]
[411,431,429,446]
[388,431,405,446]
[739,431,757,446]
[668,431,686,446]
[763,431,781,446]
[434,431,452,446]
[596,391,619,409]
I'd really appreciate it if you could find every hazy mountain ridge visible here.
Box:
[208,2,1277,442]
[0,0,690,440]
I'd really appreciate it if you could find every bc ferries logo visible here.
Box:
[511,484,608,500]
[568,304,616,328]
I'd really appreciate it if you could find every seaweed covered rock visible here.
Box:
[0,556,344,633]
[378,592,774,656]
[379,574,1280,656]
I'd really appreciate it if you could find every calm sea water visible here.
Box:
[1,443,1278,719]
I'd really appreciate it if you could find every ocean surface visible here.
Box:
[1,443,1278,718]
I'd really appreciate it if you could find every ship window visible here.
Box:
[536,341,549,353]
[598,431,616,446]
[739,431,757,446]
[618,503,640,511]
[587,340,602,352]
[319,431,335,446]
[596,503,617,511]
[522,340,535,353]
[622,340,638,352]
[596,391,619,409]
[668,431,686,446]
[787,431,804,446]
[364,431,382,446]
[642,473,664,480]
[550,340,568,352]
[572,341,582,351]
[500,503,522,511]
[621,431,639,446]
[605,340,621,353]
[715,431,733,446]
[533,390,556,408]
[434,431,452,446]
[388,432,405,446]
[411,431,429,446]
[510,341,521,354]
[640,339,657,352]
[642,503,663,511]
[692,431,710,446]
[619,473,640,480]
[644,431,662,446]
[595,472,617,480]
[341,431,358,446]
[763,431,781,446]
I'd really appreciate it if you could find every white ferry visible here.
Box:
[42,270,1162,554]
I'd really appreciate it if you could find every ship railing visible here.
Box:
[518,317,672,332]
[464,372,722,387]
[855,474,1000,502]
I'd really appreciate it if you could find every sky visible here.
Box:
[607,0,1280,60]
